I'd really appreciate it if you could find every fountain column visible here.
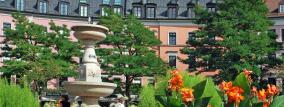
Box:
[64,24,117,107]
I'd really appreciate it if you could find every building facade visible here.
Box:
[0,0,218,72]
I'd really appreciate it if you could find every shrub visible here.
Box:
[138,85,161,107]
[0,79,39,107]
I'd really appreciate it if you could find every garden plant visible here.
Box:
[139,69,284,107]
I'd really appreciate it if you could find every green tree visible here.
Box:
[97,12,167,104]
[180,0,281,80]
[0,12,80,93]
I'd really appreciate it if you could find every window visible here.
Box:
[3,22,11,30]
[103,0,110,4]
[60,2,69,15]
[169,55,177,68]
[207,7,215,12]
[39,1,47,13]
[268,53,276,59]
[280,5,284,13]
[133,7,142,18]
[80,0,87,3]
[2,22,11,36]
[114,0,122,5]
[16,0,24,11]
[168,7,177,18]
[146,7,155,18]
[188,32,196,41]
[101,7,108,16]
[198,0,206,5]
[188,7,195,18]
[80,5,88,16]
[169,32,176,45]
[113,7,121,15]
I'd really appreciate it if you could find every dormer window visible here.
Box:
[114,0,122,5]
[113,6,122,15]
[15,0,24,11]
[39,1,47,13]
[146,7,155,18]
[207,2,216,12]
[187,2,195,18]
[103,0,110,5]
[167,1,178,18]
[280,5,284,13]
[80,5,88,17]
[60,2,69,15]
[207,6,215,12]
[145,3,157,19]
[168,7,177,18]
[101,7,109,16]
[133,6,142,18]
[80,0,87,3]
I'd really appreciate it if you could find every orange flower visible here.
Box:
[263,102,269,107]
[180,88,194,104]
[168,73,183,91]
[266,84,278,97]
[226,86,245,104]
[251,86,258,96]
[258,89,266,101]
[243,69,252,76]
[243,69,253,83]
[219,81,233,91]
[171,69,179,75]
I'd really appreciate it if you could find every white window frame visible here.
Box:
[280,5,284,13]
[101,7,108,16]
[16,0,24,11]
[146,7,155,18]
[103,0,110,4]
[133,6,142,18]
[168,32,177,45]
[168,7,177,18]
[80,0,87,3]
[80,5,88,17]
[60,2,69,15]
[39,1,47,13]
[114,0,122,5]
[113,7,121,15]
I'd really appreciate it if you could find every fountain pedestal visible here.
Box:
[64,24,117,107]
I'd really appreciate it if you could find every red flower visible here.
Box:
[180,88,194,104]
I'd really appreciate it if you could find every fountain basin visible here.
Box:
[64,81,117,97]
[71,24,109,41]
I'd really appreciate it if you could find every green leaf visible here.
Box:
[193,78,222,107]
[252,102,263,107]
[270,95,284,107]
[239,98,251,107]
[194,97,211,107]
[233,73,250,95]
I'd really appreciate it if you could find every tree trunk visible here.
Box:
[125,75,133,107]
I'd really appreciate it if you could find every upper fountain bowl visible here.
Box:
[71,24,109,41]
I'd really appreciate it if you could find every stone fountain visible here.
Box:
[64,24,117,107]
